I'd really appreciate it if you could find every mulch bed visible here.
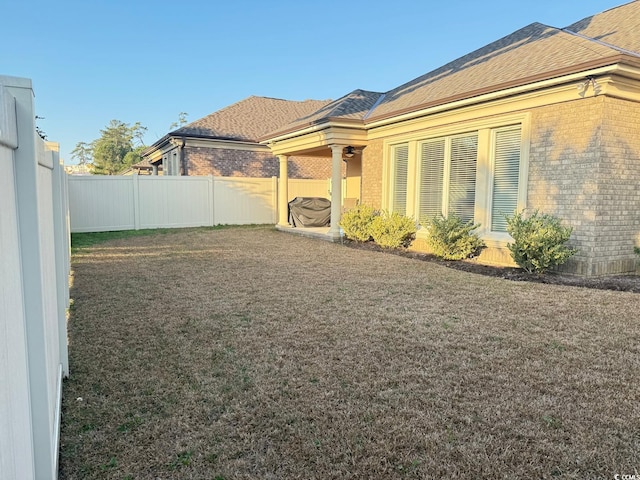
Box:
[342,239,640,293]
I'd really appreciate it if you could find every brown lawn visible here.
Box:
[59,226,640,479]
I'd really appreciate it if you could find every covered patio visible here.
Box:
[260,89,383,240]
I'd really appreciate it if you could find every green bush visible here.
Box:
[423,214,485,260]
[369,211,416,249]
[340,204,379,242]
[505,210,577,274]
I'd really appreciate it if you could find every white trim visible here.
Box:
[486,125,524,233]
[381,112,531,247]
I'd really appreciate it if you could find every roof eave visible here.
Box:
[259,117,365,144]
[365,54,636,126]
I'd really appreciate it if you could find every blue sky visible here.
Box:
[2,0,625,164]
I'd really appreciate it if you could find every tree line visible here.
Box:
[72,113,187,175]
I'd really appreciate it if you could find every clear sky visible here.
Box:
[1,0,626,164]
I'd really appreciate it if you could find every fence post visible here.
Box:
[209,175,215,226]
[49,143,70,378]
[5,76,56,480]
[133,173,140,230]
[272,176,278,224]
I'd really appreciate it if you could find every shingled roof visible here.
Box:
[172,96,332,142]
[366,15,637,121]
[261,89,383,139]
[565,1,640,54]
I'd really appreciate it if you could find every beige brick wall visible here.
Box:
[185,147,333,179]
[528,97,604,273]
[361,139,384,208]
[360,96,640,276]
[528,96,640,275]
[592,96,640,275]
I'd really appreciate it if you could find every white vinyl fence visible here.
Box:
[1,76,70,480]
[68,174,331,233]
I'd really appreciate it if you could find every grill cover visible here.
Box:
[288,197,331,227]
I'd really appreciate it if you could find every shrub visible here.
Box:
[423,214,485,260]
[505,210,577,274]
[340,204,378,242]
[369,211,416,249]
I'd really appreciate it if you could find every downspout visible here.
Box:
[179,138,187,175]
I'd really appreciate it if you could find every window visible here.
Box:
[490,126,522,232]
[448,134,478,223]
[418,139,444,221]
[384,116,526,240]
[418,133,478,224]
[391,144,409,215]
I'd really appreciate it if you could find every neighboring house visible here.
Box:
[141,96,334,179]
[64,163,91,175]
[263,1,640,276]
[129,157,159,175]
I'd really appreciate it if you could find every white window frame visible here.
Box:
[382,112,530,244]
[387,143,409,216]
[416,132,478,224]
[487,125,524,235]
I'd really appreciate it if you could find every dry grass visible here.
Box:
[60,226,640,479]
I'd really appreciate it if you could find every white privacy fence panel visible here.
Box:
[287,178,330,200]
[69,176,135,232]
[0,86,34,480]
[213,177,276,225]
[138,176,213,228]
[69,175,331,232]
[0,75,70,480]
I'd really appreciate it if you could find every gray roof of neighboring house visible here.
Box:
[170,96,332,142]
[261,89,383,139]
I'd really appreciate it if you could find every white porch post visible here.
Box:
[328,144,344,239]
[277,154,289,227]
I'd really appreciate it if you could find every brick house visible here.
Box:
[141,96,333,179]
[263,1,640,276]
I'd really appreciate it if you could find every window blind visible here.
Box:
[392,144,409,216]
[491,127,521,232]
[418,139,445,223]
[448,134,478,223]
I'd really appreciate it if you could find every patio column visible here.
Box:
[277,155,290,227]
[328,144,344,239]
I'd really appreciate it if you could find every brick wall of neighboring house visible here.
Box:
[184,146,332,179]
[528,95,640,275]
[361,139,384,208]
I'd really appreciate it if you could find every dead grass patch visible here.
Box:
[60,226,640,479]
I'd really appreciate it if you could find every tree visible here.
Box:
[131,121,148,146]
[170,112,188,130]
[90,120,146,175]
[71,141,93,165]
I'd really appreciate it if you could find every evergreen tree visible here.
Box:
[89,120,146,175]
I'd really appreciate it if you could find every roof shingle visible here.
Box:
[262,89,383,139]
[367,21,623,121]
[173,96,332,142]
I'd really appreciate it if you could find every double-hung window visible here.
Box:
[390,144,409,215]
[418,133,478,224]
[490,126,522,232]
